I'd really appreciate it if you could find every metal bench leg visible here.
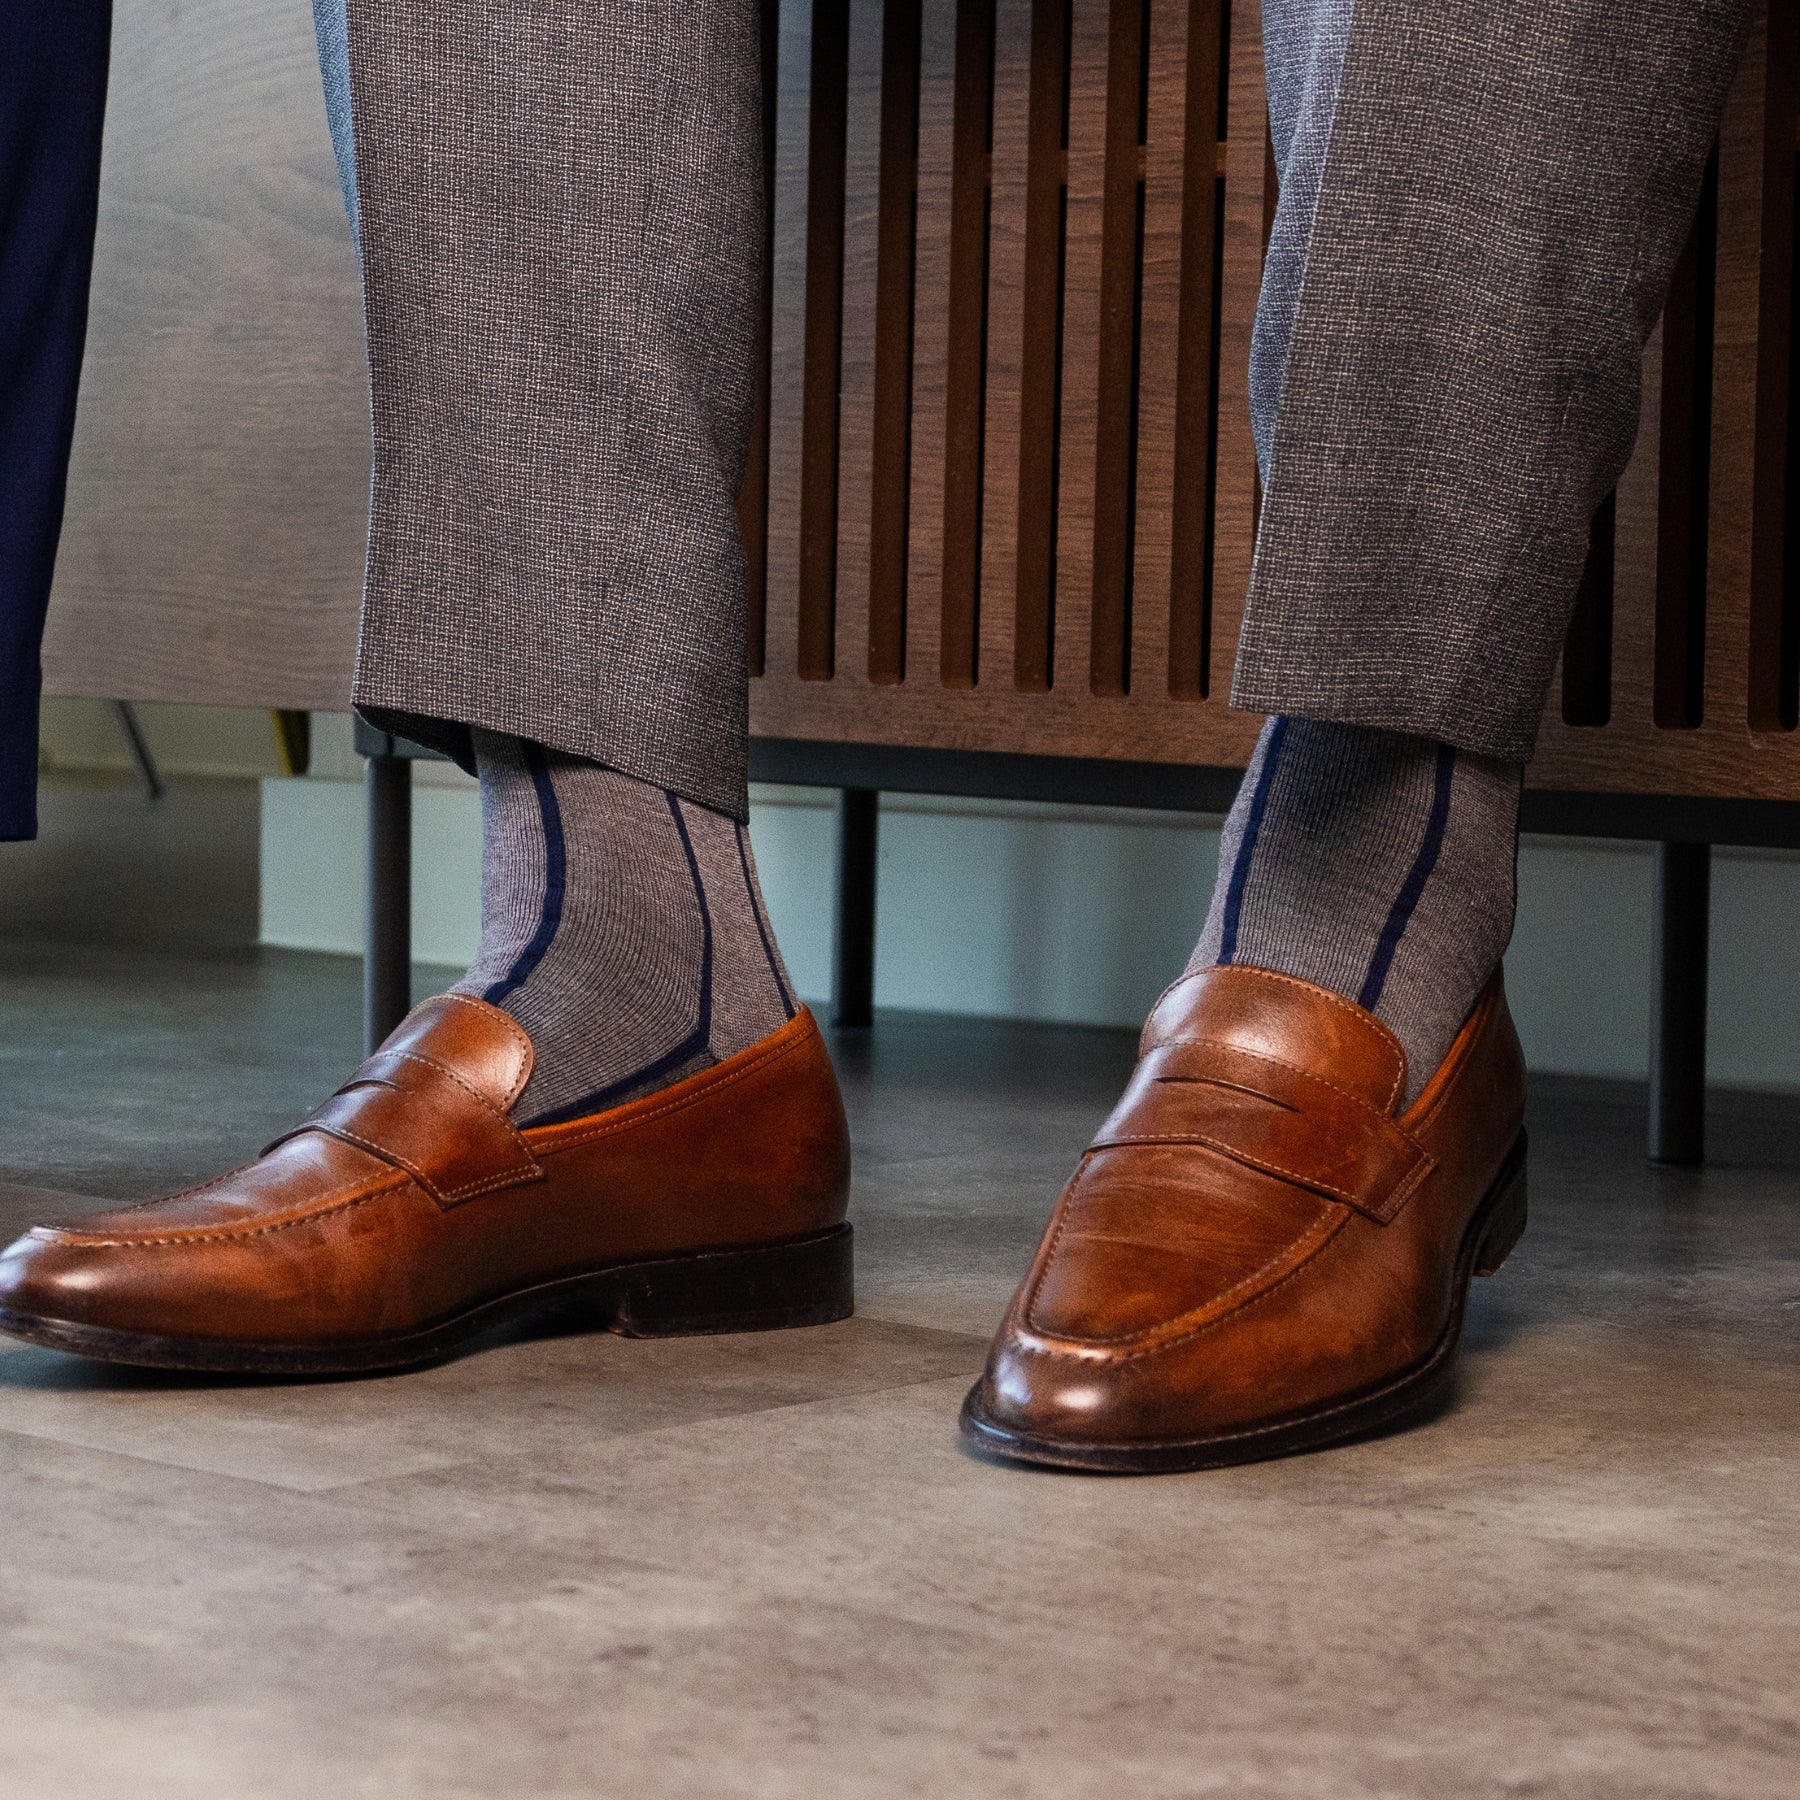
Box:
[1649,840,1710,1166]
[108,700,165,800]
[364,743,413,1054]
[831,788,879,1029]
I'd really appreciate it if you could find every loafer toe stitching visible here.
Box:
[41,1160,258,1225]
[24,1171,412,1250]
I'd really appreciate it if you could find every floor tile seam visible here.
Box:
[314,1371,991,1502]
[0,1418,474,1496]
[0,1187,105,1210]
[0,1334,985,1500]
[835,1309,994,1345]
[848,1310,997,1342]
[231,1503,1051,1660]
[596,1368,985,1445]
[268,1371,989,1510]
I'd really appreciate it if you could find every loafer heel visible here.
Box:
[611,1223,855,1337]
[1473,1135,1528,1277]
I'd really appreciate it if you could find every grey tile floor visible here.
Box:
[0,777,1796,1798]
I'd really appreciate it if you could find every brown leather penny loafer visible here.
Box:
[0,996,852,1374]
[962,964,1527,1474]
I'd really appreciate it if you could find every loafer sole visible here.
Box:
[959,1134,1528,1475]
[0,1222,854,1376]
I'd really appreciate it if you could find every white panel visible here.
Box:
[259,781,1800,1089]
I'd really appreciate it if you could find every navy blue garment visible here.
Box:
[0,1,111,841]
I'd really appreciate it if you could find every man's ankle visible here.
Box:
[1190,716,1520,1103]
[455,731,794,1125]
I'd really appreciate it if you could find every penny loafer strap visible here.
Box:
[268,1048,544,1207]
[1088,1038,1435,1223]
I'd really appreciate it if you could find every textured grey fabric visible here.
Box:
[1251,0,1354,478]
[1191,718,1520,1105]
[312,0,1751,815]
[1237,0,1755,761]
[454,730,795,1127]
[334,2,765,822]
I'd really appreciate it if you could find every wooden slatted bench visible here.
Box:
[40,0,1800,1166]
[719,0,1800,1168]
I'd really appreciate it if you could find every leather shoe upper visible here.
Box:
[971,964,1526,1450]
[0,995,850,1350]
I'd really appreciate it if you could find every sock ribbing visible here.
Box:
[456,730,794,1125]
[1192,718,1520,1105]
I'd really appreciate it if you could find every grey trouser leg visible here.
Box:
[317,2,763,822]
[1236,0,1755,763]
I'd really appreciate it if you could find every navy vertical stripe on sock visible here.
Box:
[667,794,716,1054]
[737,822,796,1017]
[483,742,567,1007]
[1219,716,1289,966]
[1358,743,1457,1011]
[524,792,716,1125]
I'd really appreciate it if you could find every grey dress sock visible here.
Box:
[453,730,796,1126]
[1190,718,1520,1105]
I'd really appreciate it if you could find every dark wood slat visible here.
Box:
[1785,146,1800,728]
[1562,493,1617,727]
[941,0,998,687]
[832,0,888,692]
[1125,0,1190,705]
[1050,3,1108,693]
[978,0,1035,690]
[869,0,924,684]
[905,0,959,685]
[798,0,853,680]
[1708,12,1778,737]
[1088,0,1146,696]
[1012,0,1071,690]
[1166,0,1224,698]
